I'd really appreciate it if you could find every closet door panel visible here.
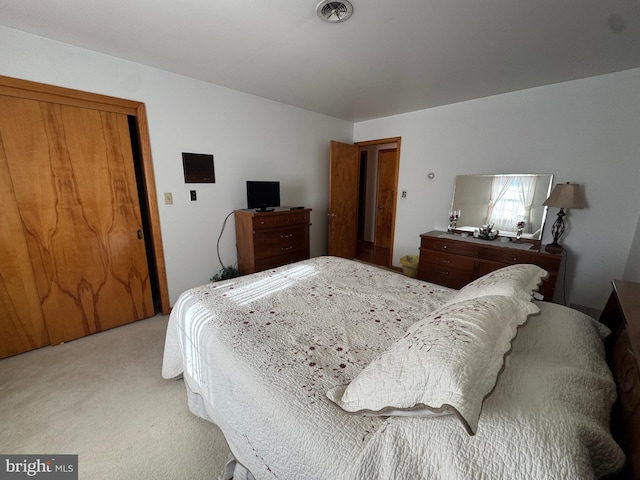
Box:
[102,111,154,323]
[0,95,82,343]
[60,107,154,331]
[0,95,153,345]
[0,135,49,358]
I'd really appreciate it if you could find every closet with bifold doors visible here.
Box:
[0,76,166,359]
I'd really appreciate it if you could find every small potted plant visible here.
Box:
[210,265,240,282]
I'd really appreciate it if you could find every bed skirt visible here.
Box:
[186,380,257,480]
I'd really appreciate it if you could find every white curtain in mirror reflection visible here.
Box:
[486,175,537,233]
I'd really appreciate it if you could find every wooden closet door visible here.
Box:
[0,134,49,358]
[0,95,154,345]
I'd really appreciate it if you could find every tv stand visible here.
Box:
[256,207,275,213]
[234,208,312,275]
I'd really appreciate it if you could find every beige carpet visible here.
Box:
[0,315,231,479]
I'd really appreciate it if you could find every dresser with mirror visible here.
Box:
[418,174,561,301]
[449,173,553,241]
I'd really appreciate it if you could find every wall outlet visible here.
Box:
[190,190,197,201]
[164,192,173,205]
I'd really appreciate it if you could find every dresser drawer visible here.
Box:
[420,262,474,289]
[421,237,479,257]
[478,247,560,274]
[527,255,560,272]
[419,250,475,271]
[252,212,309,230]
[253,225,308,260]
[255,250,309,271]
[537,275,557,300]
[478,247,533,265]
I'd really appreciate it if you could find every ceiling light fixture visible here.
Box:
[316,0,353,23]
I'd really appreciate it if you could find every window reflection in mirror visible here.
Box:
[450,174,553,241]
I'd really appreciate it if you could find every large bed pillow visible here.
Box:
[326,295,540,435]
[449,263,548,304]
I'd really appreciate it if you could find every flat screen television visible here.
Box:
[246,181,280,211]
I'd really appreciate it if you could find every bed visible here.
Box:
[162,256,633,479]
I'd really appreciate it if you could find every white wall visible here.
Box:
[3,26,638,310]
[0,26,353,305]
[355,68,640,309]
[624,215,640,283]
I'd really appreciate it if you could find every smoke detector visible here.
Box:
[316,1,354,23]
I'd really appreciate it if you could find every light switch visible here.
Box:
[164,192,173,205]
[190,190,197,201]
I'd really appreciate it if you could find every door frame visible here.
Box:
[0,75,170,315]
[356,137,401,268]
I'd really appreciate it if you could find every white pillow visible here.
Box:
[450,264,548,303]
[326,295,540,435]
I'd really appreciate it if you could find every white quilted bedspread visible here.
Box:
[162,256,625,479]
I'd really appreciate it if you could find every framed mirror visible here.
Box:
[450,174,554,242]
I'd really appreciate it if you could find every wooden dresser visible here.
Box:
[234,208,311,275]
[600,280,640,480]
[418,230,561,300]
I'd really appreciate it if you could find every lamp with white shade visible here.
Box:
[542,182,586,254]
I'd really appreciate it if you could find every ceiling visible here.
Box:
[1,0,639,122]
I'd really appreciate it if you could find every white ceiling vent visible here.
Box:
[316,1,354,23]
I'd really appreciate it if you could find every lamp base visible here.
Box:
[544,243,564,254]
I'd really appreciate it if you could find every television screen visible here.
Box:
[246,181,280,211]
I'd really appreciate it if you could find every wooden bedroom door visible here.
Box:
[373,148,399,266]
[0,95,154,346]
[328,141,360,259]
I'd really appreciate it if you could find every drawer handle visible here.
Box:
[513,257,518,262]
[281,233,293,238]
[435,269,449,275]
[439,259,451,264]
[281,246,293,251]
[442,245,447,249]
